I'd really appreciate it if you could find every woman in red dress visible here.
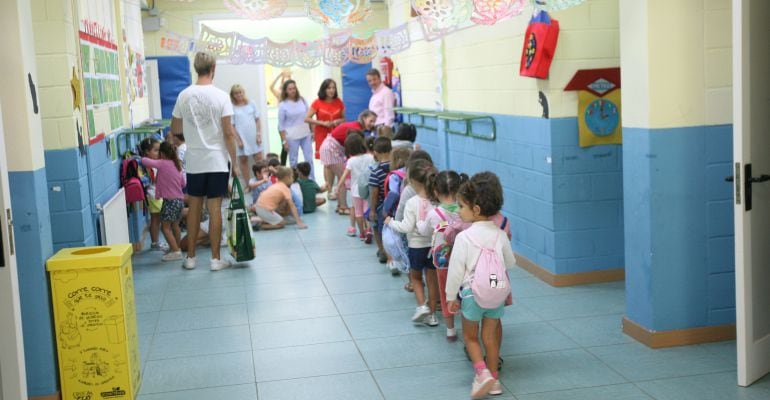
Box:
[305,79,345,197]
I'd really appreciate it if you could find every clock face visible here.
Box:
[584,98,619,136]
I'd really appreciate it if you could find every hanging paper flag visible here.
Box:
[230,34,268,64]
[323,30,352,66]
[160,30,196,54]
[349,36,377,64]
[294,40,324,68]
[375,23,410,56]
[223,0,288,20]
[412,0,472,41]
[519,10,559,79]
[266,39,296,67]
[197,25,235,57]
[305,0,372,29]
[531,0,586,11]
[471,0,526,25]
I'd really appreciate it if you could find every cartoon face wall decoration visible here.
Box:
[584,98,619,137]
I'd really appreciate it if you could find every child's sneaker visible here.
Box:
[210,258,232,271]
[470,369,495,399]
[183,256,197,270]
[150,242,169,252]
[388,261,401,276]
[411,304,430,322]
[424,313,439,327]
[364,229,373,244]
[489,380,503,395]
[446,328,458,342]
[346,227,357,237]
[161,251,183,262]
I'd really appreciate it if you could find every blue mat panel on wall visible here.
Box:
[148,56,191,119]
[342,62,372,121]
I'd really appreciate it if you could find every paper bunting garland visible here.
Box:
[532,0,586,11]
[412,0,472,41]
[160,31,196,54]
[471,0,526,25]
[375,23,411,56]
[305,0,372,29]
[323,30,352,66]
[196,25,235,57]
[230,34,267,64]
[266,39,296,67]
[294,40,324,68]
[223,0,288,20]
[349,36,377,64]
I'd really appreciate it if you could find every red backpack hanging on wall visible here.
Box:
[519,10,560,79]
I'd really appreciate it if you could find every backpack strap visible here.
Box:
[499,216,508,230]
[434,207,446,221]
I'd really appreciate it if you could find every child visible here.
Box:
[368,137,392,264]
[381,147,411,275]
[338,133,374,240]
[139,138,165,251]
[296,161,327,214]
[169,132,186,170]
[267,158,281,184]
[254,166,307,230]
[395,150,433,222]
[391,123,418,150]
[416,170,469,341]
[385,159,438,326]
[141,142,186,261]
[249,161,271,202]
[446,172,516,399]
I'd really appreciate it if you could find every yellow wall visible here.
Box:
[391,0,621,118]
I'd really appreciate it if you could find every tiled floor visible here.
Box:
[132,207,770,399]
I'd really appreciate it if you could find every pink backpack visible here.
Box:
[467,231,511,308]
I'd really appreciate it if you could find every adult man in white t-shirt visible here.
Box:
[170,51,239,271]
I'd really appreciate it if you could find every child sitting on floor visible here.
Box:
[254,166,307,230]
[296,162,327,214]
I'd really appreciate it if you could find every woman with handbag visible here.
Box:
[278,79,314,179]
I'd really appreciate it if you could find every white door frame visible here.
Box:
[0,104,28,399]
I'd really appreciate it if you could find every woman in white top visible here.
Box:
[230,84,263,181]
[278,80,314,180]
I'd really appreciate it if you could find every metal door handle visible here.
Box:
[750,174,770,183]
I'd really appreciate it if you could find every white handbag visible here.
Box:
[285,123,311,140]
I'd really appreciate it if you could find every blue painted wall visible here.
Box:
[624,125,734,331]
[411,113,624,276]
[9,168,58,396]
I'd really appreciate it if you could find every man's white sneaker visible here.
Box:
[411,304,430,322]
[161,251,183,262]
[489,379,503,395]
[183,256,197,270]
[210,258,232,271]
[471,369,495,399]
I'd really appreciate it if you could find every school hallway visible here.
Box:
[131,207,770,400]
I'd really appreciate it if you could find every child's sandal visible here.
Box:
[404,282,414,292]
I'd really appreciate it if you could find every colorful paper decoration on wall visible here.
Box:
[71,67,82,111]
[79,19,123,143]
[266,39,296,68]
[160,31,196,54]
[519,10,559,79]
[471,0,526,25]
[564,68,622,148]
[349,36,377,64]
[230,34,268,64]
[223,0,288,20]
[412,0,472,41]
[323,33,351,66]
[196,25,235,57]
[375,24,411,56]
[294,40,324,68]
[305,0,372,29]
[532,0,586,11]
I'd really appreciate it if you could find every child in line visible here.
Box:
[417,170,469,341]
[139,138,165,251]
[141,142,187,261]
[395,150,434,290]
[296,162,327,214]
[368,137,393,264]
[381,147,411,275]
[446,172,516,399]
[248,161,272,228]
[385,159,438,326]
[391,123,419,150]
[254,166,307,230]
[338,133,374,240]
[267,158,281,184]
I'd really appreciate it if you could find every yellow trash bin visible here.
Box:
[46,245,141,400]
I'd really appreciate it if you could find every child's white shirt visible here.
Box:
[445,221,516,302]
[388,195,434,248]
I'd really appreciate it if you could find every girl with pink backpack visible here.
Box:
[446,172,516,399]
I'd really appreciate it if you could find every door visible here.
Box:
[0,106,28,398]
[733,0,770,387]
[341,62,372,121]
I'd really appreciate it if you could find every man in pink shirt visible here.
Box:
[366,69,395,131]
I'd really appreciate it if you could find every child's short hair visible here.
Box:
[393,123,417,142]
[292,167,300,182]
[390,147,411,170]
[407,149,432,164]
[296,162,312,178]
[406,159,437,187]
[268,158,281,168]
[252,160,268,176]
[266,153,279,160]
[373,136,392,154]
[344,133,367,157]
[275,166,293,181]
[458,171,504,217]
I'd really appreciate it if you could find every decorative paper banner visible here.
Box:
[471,0,526,25]
[532,0,586,11]
[375,23,411,56]
[266,39,296,67]
[349,36,377,64]
[323,30,352,66]
[305,0,372,29]
[223,0,288,20]
[412,0,472,41]
[230,34,268,64]
[196,25,235,57]
[294,40,323,68]
[160,30,196,54]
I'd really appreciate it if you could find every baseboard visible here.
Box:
[514,252,625,287]
[623,317,736,348]
[30,392,60,400]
